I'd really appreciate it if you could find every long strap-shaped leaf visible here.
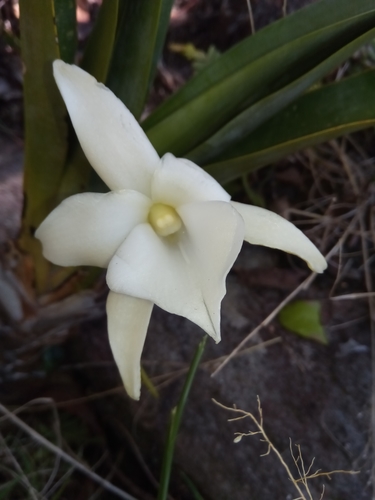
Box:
[145,0,375,128]
[80,0,118,83]
[19,0,68,290]
[54,0,77,63]
[187,24,375,165]
[205,70,375,184]
[143,0,375,157]
[106,0,174,119]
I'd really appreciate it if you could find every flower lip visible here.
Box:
[148,203,182,237]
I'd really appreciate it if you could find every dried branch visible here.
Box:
[213,398,359,500]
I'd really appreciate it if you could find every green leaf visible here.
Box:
[187,25,375,166]
[53,0,77,63]
[279,300,328,344]
[143,0,375,157]
[80,0,119,83]
[19,0,68,290]
[147,0,375,129]
[107,0,174,119]
[150,0,175,86]
[205,69,375,184]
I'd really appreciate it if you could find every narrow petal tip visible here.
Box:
[53,59,66,73]
[307,255,328,274]
[106,292,153,400]
[232,202,327,275]
[52,60,159,194]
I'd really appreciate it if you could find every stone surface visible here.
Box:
[136,267,371,500]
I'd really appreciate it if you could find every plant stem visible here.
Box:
[157,335,207,500]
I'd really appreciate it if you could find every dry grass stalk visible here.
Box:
[211,213,358,378]
[245,0,255,34]
[213,397,359,500]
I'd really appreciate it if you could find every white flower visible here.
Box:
[36,61,327,400]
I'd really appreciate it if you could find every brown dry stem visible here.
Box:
[213,397,359,500]
[211,208,361,378]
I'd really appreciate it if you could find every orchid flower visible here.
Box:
[36,61,327,400]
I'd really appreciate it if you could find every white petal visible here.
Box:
[231,202,327,273]
[151,153,230,206]
[53,60,160,194]
[106,223,218,338]
[35,191,151,267]
[177,201,245,341]
[106,291,153,400]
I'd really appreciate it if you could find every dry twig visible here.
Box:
[213,398,359,500]
[245,0,255,34]
[211,213,360,377]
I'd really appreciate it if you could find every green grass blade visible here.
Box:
[143,0,375,157]
[53,0,77,63]
[187,26,375,165]
[205,70,375,184]
[107,0,174,119]
[19,0,68,290]
[157,336,207,500]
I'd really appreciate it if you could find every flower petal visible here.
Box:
[106,291,153,400]
[53,60,160,194]
[35,191,151,267]
[151,153,230,206]
[231,202,327,273]
[107,201,244,341]
[106,223,218,338]
[177,201,245,342]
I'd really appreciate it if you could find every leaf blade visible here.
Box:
[19,0,68,290]
[143,0,375,157]
[107,0,174,119]
[80,0,119,83]
[53,0,77,63]
[279,300,328,344]
[187,24,375,165]
[205,69,375,184]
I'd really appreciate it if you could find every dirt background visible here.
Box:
[0,1,374,499]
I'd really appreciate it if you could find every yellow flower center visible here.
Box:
[148,203,182,237]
